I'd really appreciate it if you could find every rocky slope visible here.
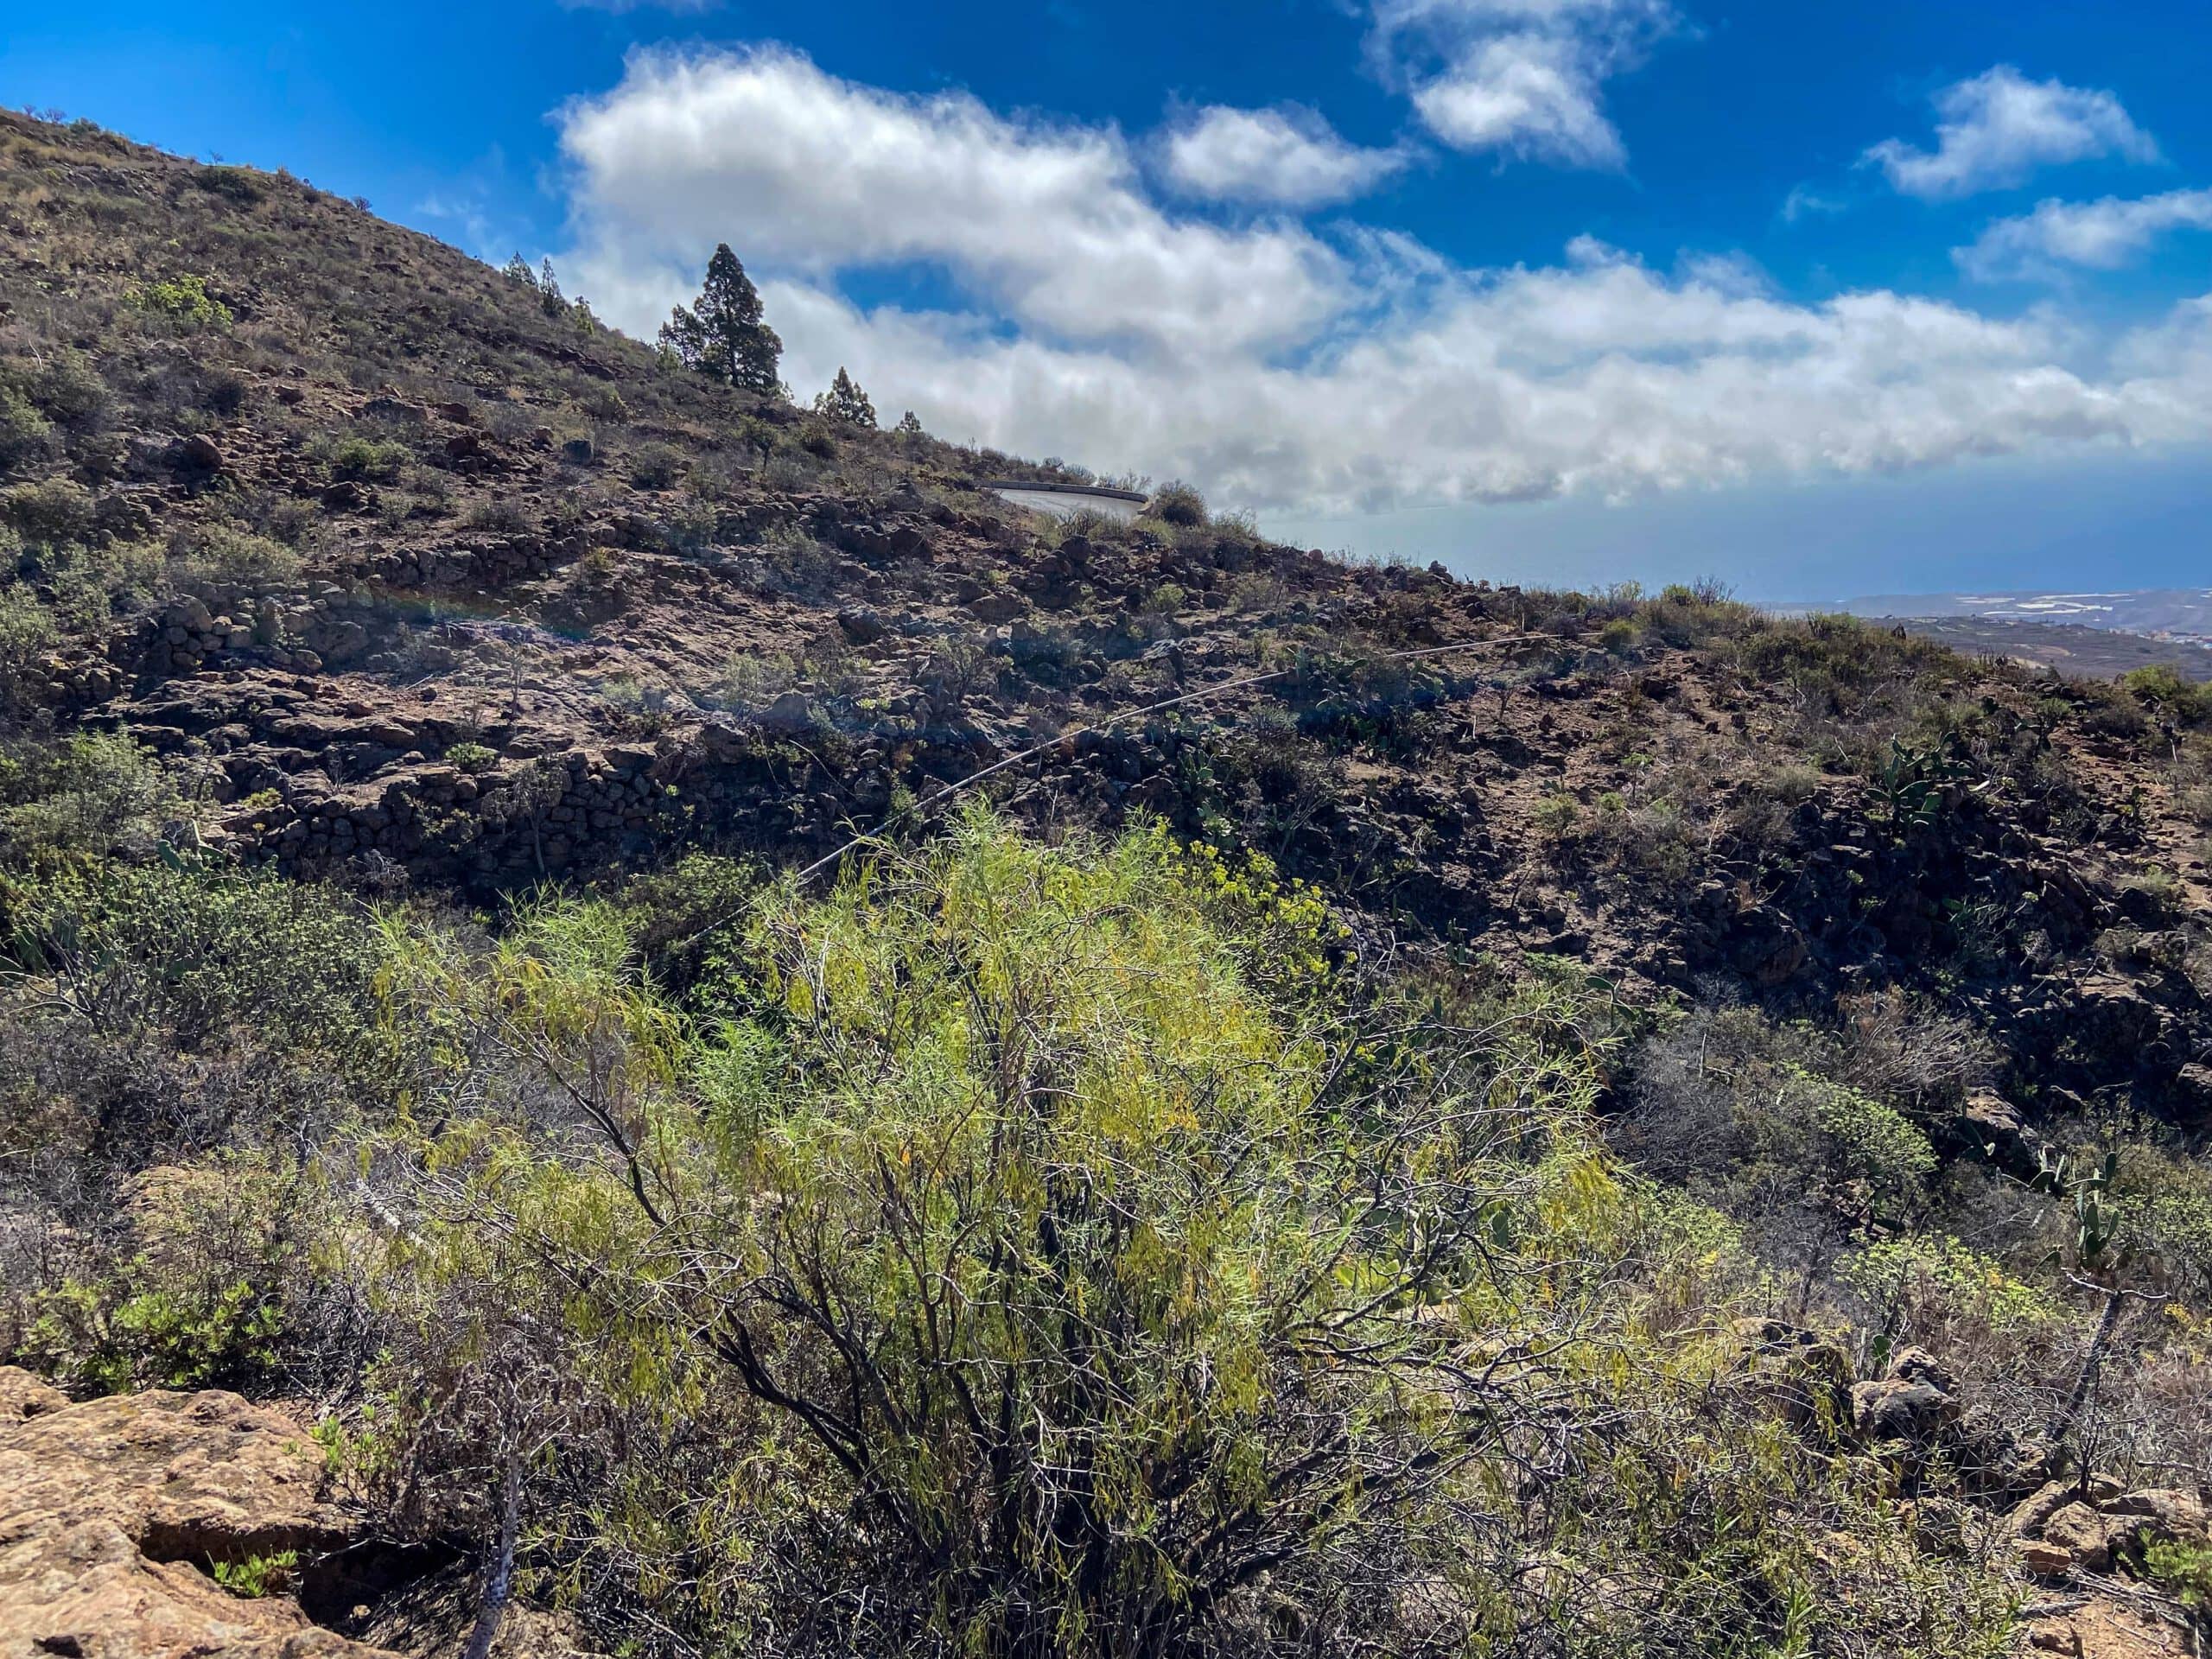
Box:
[4,109,2212,1659]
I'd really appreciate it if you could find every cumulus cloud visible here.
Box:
[1957,188,2212,281]
[731,256,2212,516]
[557,47,1345,359]
[1863,66,2159,200]
[1368,0,1676,169]
[556,46,2212,518]
[1160,105,1408,207]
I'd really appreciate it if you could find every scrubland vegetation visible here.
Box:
[2,107,2209,1657]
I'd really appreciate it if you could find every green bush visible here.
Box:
[1,477,99,544]
[628,442,685,490]
[322,435,411,483]
[13,1160,298,1394]
[374,811,1652,1654]
[2143,1536,2212,1608]
[213,1550,300,1599]
[1151,480,1207,526]
[443,740,499,773]
[195,165,267,205]
[0,730,181,860]
[3,861,385,1052]
[175,525,301,586]
[0,587,57,696]
[125,273,232,330]
[1840,1234,2061,1338]
[2121,663,2212,727]
[0,385,54,473]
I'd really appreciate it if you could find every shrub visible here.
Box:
[126,273,232,330]
[214,1550,301,1599]
[322,435,410,482]
[0,385,54,473]
[1,477,99,544]
[374,811,1645,1655]
[2121,663,2212,727]
[465,497,532,535]
[444,740,499,774]
[2,861,385,1053]
[1152,480,1207,527]
[0,587,57,698]
[2143,1537,2212,1609]
[175,525,300,587]
[628,442,685,490]
[1840,1234,2062,1338]
[16,1161,293,1394]
[0,730,181,859]
[195,165,267,204]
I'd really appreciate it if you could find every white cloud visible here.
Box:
[557,47,1344,359]
[1368,0,1676,169]
[740,256,2212,516]
[556,48,2212,518]
[1863,66,2159,200]
[1957,188,2212,281]
[1160,105,1407,207]
[1779,183,1845,223]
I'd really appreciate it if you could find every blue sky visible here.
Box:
[7,0,2211,600]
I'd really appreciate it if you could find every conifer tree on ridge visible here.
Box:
[659,244,783,396]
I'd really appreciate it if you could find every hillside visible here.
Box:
[3,111,2212,1659]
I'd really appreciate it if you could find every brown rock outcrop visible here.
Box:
[0,1375,396,1659]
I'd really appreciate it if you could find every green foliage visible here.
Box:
[813,366,876,428]
[0,585,58,697]
[174,524,301,586]
[378,810,1652,1653]
[2142,1535,2212,1608]
[1873,737,1974,833]
[1151,480,1207,527]
[1,476,98,544]
[1840,1235,2062,1338]
[0,730,182,861]
[126,272,232,329]
[213,1549,300,1599]
[194,164,267,204]
[2120,663,2212,727]
[1799,1068,1938,1223]
[444,740,499,774]
[628,442,685,490]
[0,383,54,472]
[2031,1148,2127,1273]
[14,1160,300,1394]
[321,434,410,482]
[660,242,782,394]
[2,861,385,1052]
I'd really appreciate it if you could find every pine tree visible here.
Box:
[895,410,924,440]
[503,253,537,289]
[816,367,877,429]
[537,258,563,303]
[659,244,783,396]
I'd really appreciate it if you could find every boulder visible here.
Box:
[2041,1501,2139,1572]
[836,607,887,645]
[0,1386,397,1658]
[0,1365,67,1423]
[1851,1346,1961,1444]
